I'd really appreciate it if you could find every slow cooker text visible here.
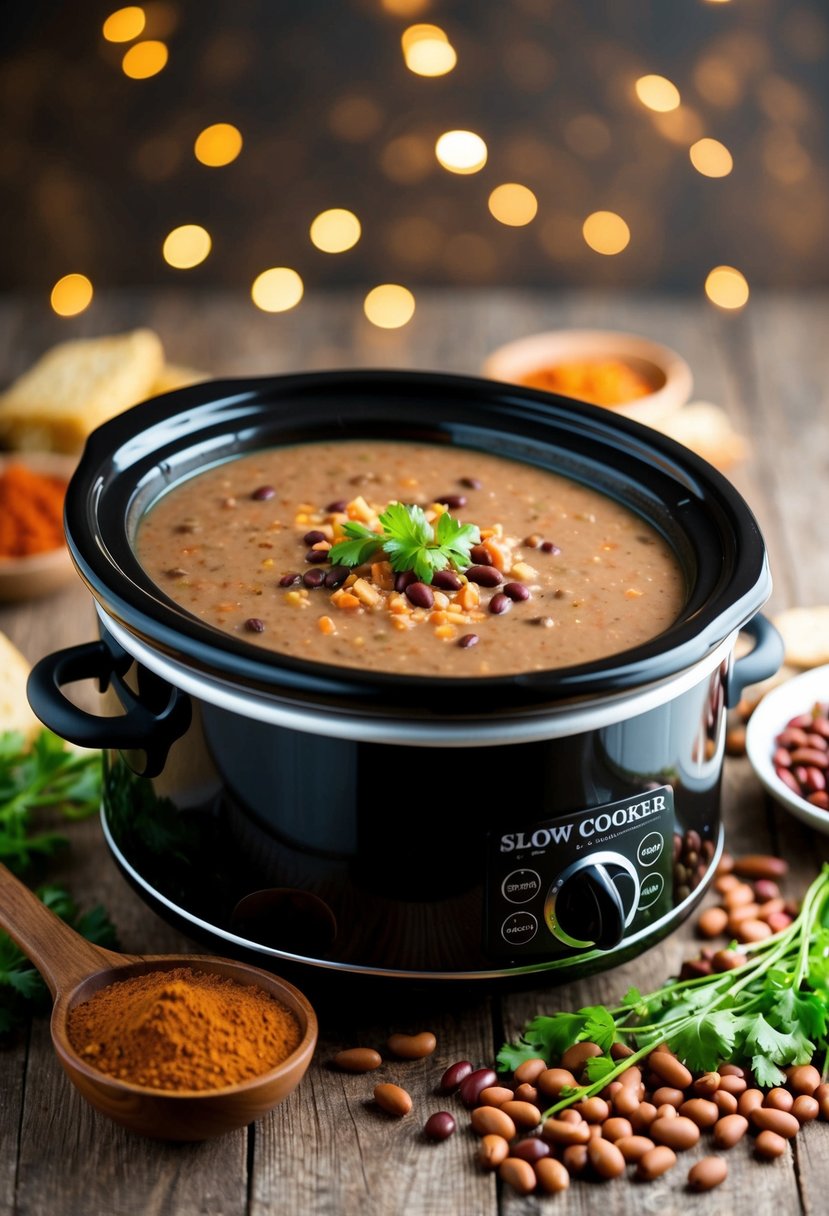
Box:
[499,794,667,853]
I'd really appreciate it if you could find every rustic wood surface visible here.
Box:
[1,289,828,1216]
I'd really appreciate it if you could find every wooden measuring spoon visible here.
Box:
[0,863,317,1140]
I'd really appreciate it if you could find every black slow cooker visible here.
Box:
[28,371,782,987]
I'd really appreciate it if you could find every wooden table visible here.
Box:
[1,290,828,1216]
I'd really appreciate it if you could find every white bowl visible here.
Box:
[481,328,693,427]
[745,664,829,834]
[0,452,77,602]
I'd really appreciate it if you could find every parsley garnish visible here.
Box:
[328,502,480,584]
[498,866,829,1114]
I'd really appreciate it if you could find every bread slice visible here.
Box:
[0,632,41,743]
[0,329,164,453]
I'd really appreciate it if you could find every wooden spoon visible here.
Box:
[0,863,317,1140]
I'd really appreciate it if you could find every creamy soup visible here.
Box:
[136,440,685,677]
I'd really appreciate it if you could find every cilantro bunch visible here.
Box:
[328,502,480,585]
[499,865,829,1115]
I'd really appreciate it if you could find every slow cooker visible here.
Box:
[28,371,782,988]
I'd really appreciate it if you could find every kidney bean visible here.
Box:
[636,1145,677,1180]
[537,1067,577,1097]
[478,1086,513,1107]
[777,767,803,794]
[793,1095,820,1123]
[790,748,829,768]
[574,1097,609,1123]
[251,485,275,500]
[460,476,482,489]
[630,1102,658,1132]
[459,1069,498,1109]
[326,499,347,513]
[602,1117,633,1142]
[542,1117,591,1146]
[807,792,829,809]
[423,1111,455,1140]
[302,569,325,588]
[734,854,789,880]
[374,1083,412,1117]
[714,1091,739,1116]
[728,901,761,927]
[723,883,755,909]
[439,1060,472,1094]
[788,1063,820,1095]
[655,1104,678,1121]
[540,540,561,554]
[612,1087,641,1118]
[736,918,774,943]
[535,1156,570,1193]
[503,581,530,602]
[244,617,266,632]
[279,572,301,586]
[715,873,740,894]
[304,549,329,564]
[562,1144,589,1176]
[405,582,434,609]
[513,1057,546,1085]
[815,1083,829,1119]
[712,949,747,972]
[650,1116,700,1151]
[697,906,729,938]
[514,1084,539,1105]
[648,1052,692,1090]
[755,1130,788,1159]
[610,1041,635,1060]
[560,1041,603,1073]
[323,565,349,589]
[679,1099,720,1129]
[719,1075,747,1097]
[303,529,327,545]
[511,1137,550,1163]
[764,1087,794,1112]
[713,1113,748,1148]
[652,1087,684,1109]
[501,1101,542,1129]
[499,1157,536,1195]
[394,570,417,592]
[688,1156,728,1192]
[558,1109,583,1125]
[471,1106,517,1140]
[489,592,511,615]
[431,569,461,591]
[436,493,467,509]
[387,1031,436,1060]
[737,1089,764,1118]
[466,564,503,587]
[587,1123,603,1142]
[331,1047,382,1073]
[478,1134,509,1169]
[470,544,493,566]
[618,1064,642,1089]
[588,1137,626,1180]
[773,748,793,769]
[693,1071,721,1097]
[616,1135,655,1163]
[778,725,810,746]
[751,1108,800,1138]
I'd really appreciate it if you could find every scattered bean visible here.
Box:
[302,569,325,588]
[500,1101,542,1129]
[679,1098,719,1129]
[697,907,729,938]
[503,582,530,602]
[479,1086,515,1107]
[387,1031,436,1060]
[436,493,467,509]
[792,1095,820,1124]
[511,1138,550,1163]
[458,633,479,648]
[636,1145,677,1180]
[514,1057,547,1085]
[602,1117,634,1142]
[540,540,561,554]
[489,592,511,615]
[251,485,275,500]
[459,1069,498,1108]
[439,1060,473,1094]
[750,1107,799,1138]
[514,1084,539,1105]
[764,1087,794,1112]
[478,1134,509,1169]
[713,1113,749,1148]
[460,477,482,490]
[470,544,494,566]
[423,1111,455,1140]
[562,1144,589,1176]
[537,1067,577,1098]
[303,530,327,545]
[535,1156,570,1193]
[616,1135,655,1163]
[499,1157,536,1195]
[816,1083,829,1119]
[560,1041,603,1073]
[374,1083,412,1117]
[244,617,266,632]
[542,1117,591,1146]
[279,572,301,586]
[719,1074,747,1097]
[733,855,789,880]
[326,499,347,513]
[588,1138,626,1180]
[394,570,417,592]
[693,1072,721,1097]
[649,1052,693,1090]
[788,1064,820,1095]
[649,1116,700,1151]
[470,1106,517,1140]
[574,1097,609,1124]
[332,1047,382,1073]
[737,1089,764,1118]
[755,1129,787,1159]
[466,564,503,587]
[652,1087,684,1109]
[688,1156,728,1191]
[324,565,350,589]
[405,582,434,610]
[432,570,461,591]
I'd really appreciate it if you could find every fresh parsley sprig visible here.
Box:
[328,502,480,585]
[498,865,829,1114]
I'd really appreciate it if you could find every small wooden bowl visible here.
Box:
[0,452,77,602]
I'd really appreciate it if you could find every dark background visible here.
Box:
[2,0,827,292]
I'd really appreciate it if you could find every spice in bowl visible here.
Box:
[67,966,302,1090]
[0,461,67,558]
[518,358,658,409]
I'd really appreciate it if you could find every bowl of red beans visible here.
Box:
[746,664,829,833]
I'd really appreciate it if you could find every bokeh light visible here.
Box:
[634,74,681,112]
[488,183,538,227]
[122,40,168,79]
[689,138,733,177]
[251,267,304,312]
[194,123,243,167]
[162,224,211,269]
[401,25,456,76]
[435,130,488,174]
[382,0,431,14]
[364,284,416,328]
[582,211,630,255]
[381,135,433,183]
[309,209,361,253]
[103,7,146,42]
[50,274,94,317]
[705,265,749,309]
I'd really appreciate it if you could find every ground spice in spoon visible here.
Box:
[67,967,302,1091]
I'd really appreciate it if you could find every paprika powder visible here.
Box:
[0,462,66,558]
[67,966,302,1091]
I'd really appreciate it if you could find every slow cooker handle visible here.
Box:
[27,640,191,779]
[727,614,784,708]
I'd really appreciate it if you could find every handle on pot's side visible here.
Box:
[727,614,784,708]
[27,640,191,778]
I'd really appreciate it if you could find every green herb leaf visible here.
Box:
[577,1004,618,1052]
[583,1054,617,1083]
[669,1009,738,1073]
[328,520,383,568]
[433,511,480,569]
[328,502,481,584]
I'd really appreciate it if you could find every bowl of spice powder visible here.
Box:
[0,452,77,601]
[63,959,317,1140]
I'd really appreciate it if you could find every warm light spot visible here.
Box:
[488,183,538,227]
[401,24,446,51]
[251,268,304,313]
[309,209,361,253]
[435,130,487,175]
[634,74,681,112]
[364,284,416,329]
[382,0,431,14]
[689,138,733,177]
[404,37,456,76]
[103,6,145,42]
[693,56,742,107]
[194,123,243,167]
[50,274,94,317]
[162,224,211,269]
[651,105,704,145]
[122,39,168,79]
[582,211,630,256]
[705,266,749,310]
